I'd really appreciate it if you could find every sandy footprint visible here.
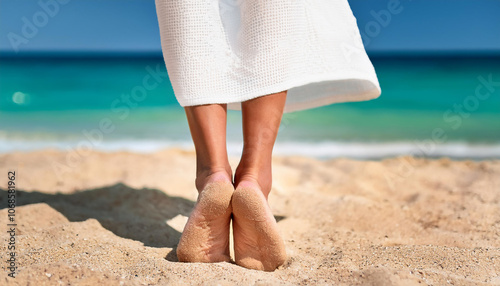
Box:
[232,183,287,271]
[176,181,234,263]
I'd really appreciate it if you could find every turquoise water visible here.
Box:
[1,56,499,159]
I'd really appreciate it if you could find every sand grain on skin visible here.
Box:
[177,181,234,263]
[232,186,287,271]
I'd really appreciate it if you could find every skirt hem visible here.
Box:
[175,71,381,113]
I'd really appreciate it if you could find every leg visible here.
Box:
[185,104,232,189]
[232,91,288,271]
[176,104,234,263]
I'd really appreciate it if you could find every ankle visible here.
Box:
[195,167,232,192]
[234,167,272,199]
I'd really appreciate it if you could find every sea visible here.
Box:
[1,55,499,160]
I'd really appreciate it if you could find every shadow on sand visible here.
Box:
[0,183,193,250]
[0,183,287,261]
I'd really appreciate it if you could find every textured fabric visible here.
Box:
[154,0,381,113]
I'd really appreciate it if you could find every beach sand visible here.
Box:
[1,149,499,285]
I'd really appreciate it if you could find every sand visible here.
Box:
[0,148,499,285]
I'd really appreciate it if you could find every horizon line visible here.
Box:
[2,49,500,59]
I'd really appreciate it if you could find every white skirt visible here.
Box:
[154,0,381,113]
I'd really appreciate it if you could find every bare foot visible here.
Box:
[176,178,234,263]
[232,180,287,271]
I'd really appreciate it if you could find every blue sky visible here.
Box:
[1,0,499,55]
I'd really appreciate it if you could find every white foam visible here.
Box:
[271,141,500,159]
[1,139,500,160]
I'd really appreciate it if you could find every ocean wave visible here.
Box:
[1,139,499,160]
